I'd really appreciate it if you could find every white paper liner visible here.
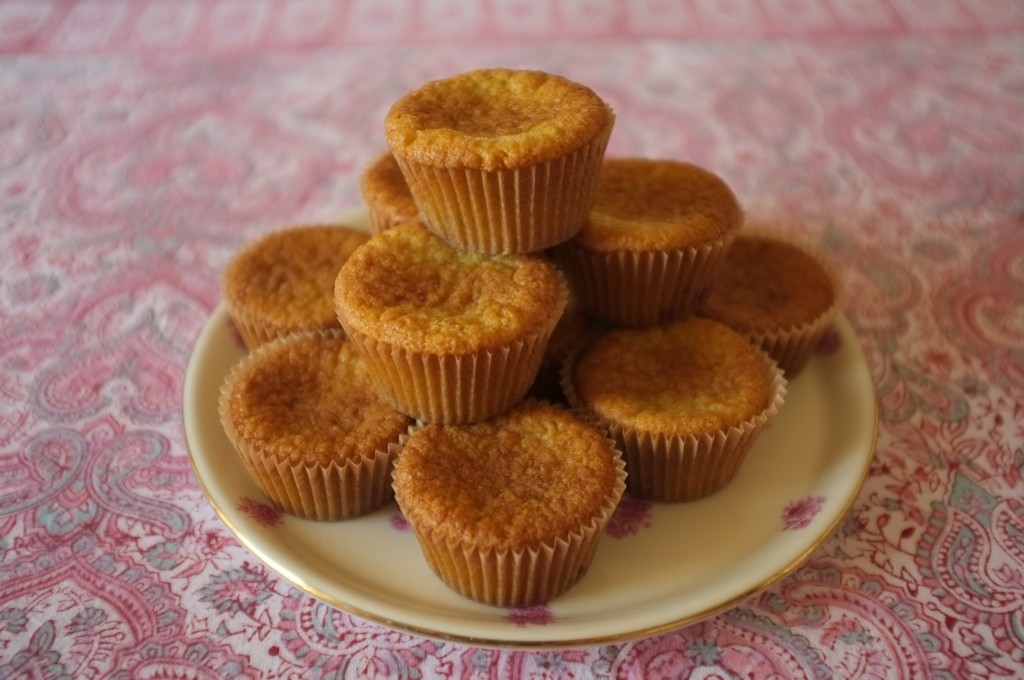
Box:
[746,305,837,377]
[218,330,406,520]
[226,313,281,351]
[340,327,548,425]
[561,335,788,502]
[391,121,613,254]
[226,278,345,352]
[551,232,736,328]
[391,402,628,607]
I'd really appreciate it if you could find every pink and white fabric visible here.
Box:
[2,0,1024,677]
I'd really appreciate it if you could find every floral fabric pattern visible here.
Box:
[2,1,1024,678]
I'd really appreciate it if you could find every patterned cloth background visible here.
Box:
[2,0,1023,678]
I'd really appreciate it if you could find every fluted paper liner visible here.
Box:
[227,310,294,352]
[561,339,788,502]
[392,121,613,254]
[337,278,569,424]
[717,229,841,377]
[218,331,403,521]
[747,304,836,377]
[392,409,628,607]
[552,233,736,328]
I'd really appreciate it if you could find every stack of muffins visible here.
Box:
[218,68,839,608]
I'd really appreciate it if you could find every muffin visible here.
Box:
[563,317,786,502]
[552,158,743,327]
[219,331,413,520]
[699,233,839,376]
[221,224,369,349]
[392,401,626,607]
[334,221,568,424]
[360,151,419,234]
[385,68,614,254]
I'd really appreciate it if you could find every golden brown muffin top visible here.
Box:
[392,401,619,550]
[573,158,743,253]
[335,221,565,354]
[385,68,614,172]
[224,335,413,465]
[222,225,369,332]
[572,318,771,435]
[359,152,419,223]
[700,235,836,333]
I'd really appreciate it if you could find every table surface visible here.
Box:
[3,1,1023,678]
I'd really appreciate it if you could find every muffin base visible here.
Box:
[562,340,787,502]
[747,306,837,377]
[227,312,336,352]
[552,234,736,328]
[393,121,613,255]
[340,327,553,425]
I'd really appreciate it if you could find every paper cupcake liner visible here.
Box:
[552,233,736,328]
[747,305,837,377]
[340,326,548,425]
[337,276,569,424]
[218,331,402,520]
[225,310,306,352]
[392,122,613,255]
[226,276,345,351]
[561,338,787,502]
[393,409,628,607]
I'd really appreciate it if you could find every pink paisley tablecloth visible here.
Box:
[3,0,1024,677]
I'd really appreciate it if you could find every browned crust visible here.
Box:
[700,235,836,332]
[334,221,565,354]
[570,318,772,435]
[392,401,620,550]
[573,158,743,253]
[385,68,614,172]
[223,335,413,466]
[221,225,369,337]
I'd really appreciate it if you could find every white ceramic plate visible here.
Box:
[183,218,877,649]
